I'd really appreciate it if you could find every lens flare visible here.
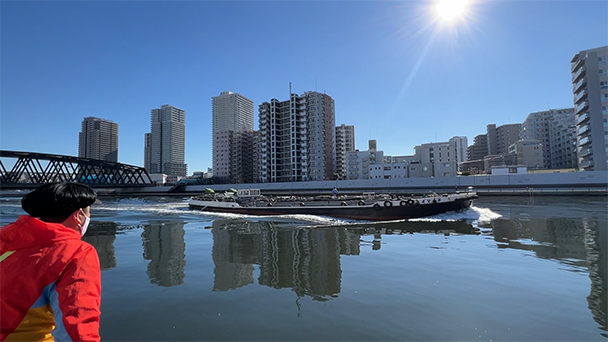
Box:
[436,0,468,21]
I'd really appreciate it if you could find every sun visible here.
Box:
[436,0,468,21]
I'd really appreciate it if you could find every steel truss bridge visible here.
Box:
[0,150,153,189]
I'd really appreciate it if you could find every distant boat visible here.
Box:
[188,189,478,221]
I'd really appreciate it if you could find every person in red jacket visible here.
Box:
[0,182,101,342]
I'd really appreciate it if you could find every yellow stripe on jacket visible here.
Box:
[4,304,55,342]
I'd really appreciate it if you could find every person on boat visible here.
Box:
[0,182,102,342]
[332,187,338,198]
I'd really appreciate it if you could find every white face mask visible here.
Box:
[79,209,90,237]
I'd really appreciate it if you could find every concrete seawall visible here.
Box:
[112,170,607,197]
[1,171,606,197]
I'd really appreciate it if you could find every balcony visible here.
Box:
[580,159,594,169]
[579,147,592,157]
[573,77,587,93]
[571,58,584,72]
[572,66,585,82]
[577,124,590,135]
[574,90,587,104]
[579,136,591,146]
[576,113,589,125]
[575,101,588,114]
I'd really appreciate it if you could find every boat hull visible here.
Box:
[188,194,477,221]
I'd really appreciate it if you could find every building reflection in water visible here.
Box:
[211,220,361,301]
[211,220,257,291]
[489,215,607,334]
[211,219,476,301]
[583,218,607,336]
[142,221,187,287]
[83,221,117,270]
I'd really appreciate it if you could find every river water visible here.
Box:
[0,195,606,341]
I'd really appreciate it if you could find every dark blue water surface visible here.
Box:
[1,195,606,341]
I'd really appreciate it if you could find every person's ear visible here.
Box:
[72,209,84,225]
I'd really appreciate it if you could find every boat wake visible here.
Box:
[410,205,501,224]
[186,210,352,226]
[10,197,501,228]
[188,205,501,228]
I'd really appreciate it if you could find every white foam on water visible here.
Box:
[470,205,503,224]
[96,199,190,216]
[186,210,350,225]
[409,205,502,224]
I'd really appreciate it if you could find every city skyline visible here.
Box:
[2,1,607,173]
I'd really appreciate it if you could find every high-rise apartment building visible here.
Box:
[335,124,355,179]
[487,123,522,156]
[259,91,335,182]
[144,133,152,172]
[466,134,488,161]
[145,104,187,178]
[508,140,544,169]
[212,91,255,181]
[571,46,608,171]
[449,136,468,165]
[521,108,576,169]
[549,113,578,169]
[78,117,118,162]
[214,130,260,184]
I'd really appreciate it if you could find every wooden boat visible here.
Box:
[188,189,478,221]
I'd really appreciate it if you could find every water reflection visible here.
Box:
[83,221,117,270]
[211,220,344,301]
[142,221,187,287]
[82,211,606,336]
[85,220,188,287]
[484,215,607,334]
[583,218,608,335]
[210,219,479,301]
[490,217,588,267]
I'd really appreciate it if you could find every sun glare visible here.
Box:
[436,0,468,21]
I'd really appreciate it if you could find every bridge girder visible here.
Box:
[0,150,153,188]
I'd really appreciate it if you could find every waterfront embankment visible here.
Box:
[1,170,606,197]
[99,170,608,197]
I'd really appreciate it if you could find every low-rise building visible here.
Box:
[369,162,407,179]
[508,140,544,169]
[408,162,433,178]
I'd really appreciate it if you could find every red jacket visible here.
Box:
[0,215,101,342]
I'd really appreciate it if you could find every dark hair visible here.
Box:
[22,183,97,222]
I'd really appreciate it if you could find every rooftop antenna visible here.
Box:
[289,82,292,95]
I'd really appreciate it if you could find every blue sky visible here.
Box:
[2,0,607,173]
